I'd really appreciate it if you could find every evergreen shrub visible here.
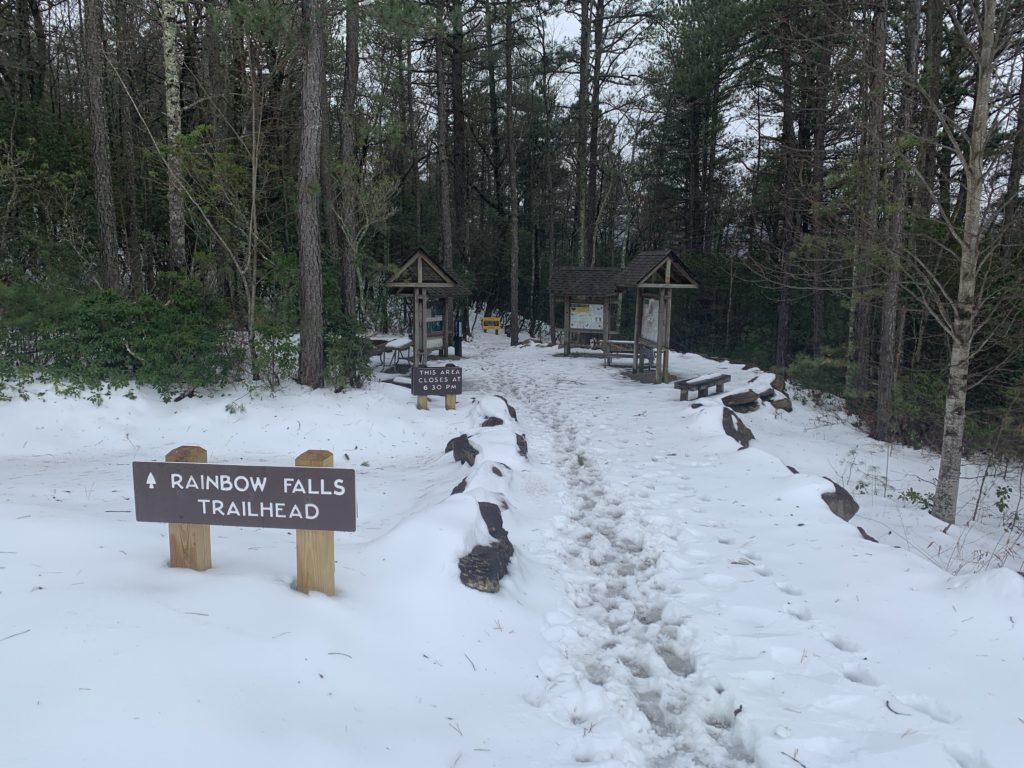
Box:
[324,313,373,391]
[0,280,238,400]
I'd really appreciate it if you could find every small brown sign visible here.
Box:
[411,364,463,396]
[132,461,356,532]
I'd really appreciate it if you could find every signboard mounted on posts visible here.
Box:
[133,461,357,532]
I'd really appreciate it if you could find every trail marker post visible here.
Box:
[133,449,356,597]
[294,449,336,596]
[165,445,212,571]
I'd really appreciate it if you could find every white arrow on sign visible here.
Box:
[146,472,156,490]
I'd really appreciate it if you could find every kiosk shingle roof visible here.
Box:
[549,267,623,298]
[616,249,697,289]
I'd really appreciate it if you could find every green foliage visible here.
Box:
[0,280,239,401]
[251,332,298,390]
[324,313,373,391]
[788,350,847,395]
[898,487,934,511]
[893,370,946,449]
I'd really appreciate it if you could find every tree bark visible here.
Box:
[505,2,520,345]
[162,0,187,270]
[575,0,591,266]
[435,29,454,270]
[339,0,360,316]
[451,1,468,269]
[82,0,120,289]
[932,0,996,525]
[876,0,919,440]
[584,0,604,267]
[298,0,325,388]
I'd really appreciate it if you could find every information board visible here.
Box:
[133,462,357,531]
[641,297,660,343]
[570,303,605,331]
[411,364,463,396]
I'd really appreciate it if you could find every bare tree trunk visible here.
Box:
[298,0,325,388]
[451,1,468,269]
[505,2,519,345]
[161,0,186,270]
[584,0,604,267]
[435,30,453,270]
[82,0,120,289]
[876,0,919,440]
[575,0,591,266]
[932,0,996,525]
[774,38,796,369]
[339,0,360,316]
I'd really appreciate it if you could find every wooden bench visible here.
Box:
[674,373,731,401]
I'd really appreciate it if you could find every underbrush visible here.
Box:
[0,282,373,402]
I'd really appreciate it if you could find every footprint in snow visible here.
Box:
[753,564,773,577]
[785,604,813,621]
[776,581,803,596]
[897,693,961,724]
[822,631,860,652]
[842,662,879,686]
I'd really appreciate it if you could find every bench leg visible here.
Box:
[698,387,709,398]
[715,382,725,394]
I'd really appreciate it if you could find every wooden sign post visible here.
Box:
[165,445,212,571]
[134,450,356,597]
[411,364,462,412]
[294,449,336,596]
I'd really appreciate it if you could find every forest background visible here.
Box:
[1,0,1023,525]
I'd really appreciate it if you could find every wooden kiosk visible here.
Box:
[617,250,698,383]
[549,267,622,358]
[385,249,469,365]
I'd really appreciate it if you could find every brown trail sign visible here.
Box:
[133,447,354,596]
[133,461,357,532]
[411,364,462,411]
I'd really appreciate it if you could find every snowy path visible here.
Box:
[472,344,751,766]
[467,334,1020,768]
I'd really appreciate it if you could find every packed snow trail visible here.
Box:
[466,332,1014,768]
[469,339,751,766]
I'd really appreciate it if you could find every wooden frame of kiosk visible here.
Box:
[617,250,698,383]
[385,249,469,366]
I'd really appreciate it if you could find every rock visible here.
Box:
[477,501,508,539]
[787,465,799,474]
[821,478,859,521]
[451,477,467,495]
[459,501,514,593]
[722,390,760,413]
[491,466,503,477]
[722,408,755,449]
[516,433,528,457]
[496,395,518,421]
[772,371,786,391]
[445,434,479,466]
[481,416,504,427]
[771,396,793,412]
[757,387,775,401]
[459,540,514,593]
[857,526,878,542]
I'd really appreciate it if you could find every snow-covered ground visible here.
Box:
[2,332,1021,767]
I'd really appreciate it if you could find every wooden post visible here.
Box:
[165,445,212,571]
[633,288,643,373]
[417,395,429,410]
[663,289,674,383]
[445,394,456,410]
[602,298,610,366]
[563,297,571,356]
[295,449,335,596]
